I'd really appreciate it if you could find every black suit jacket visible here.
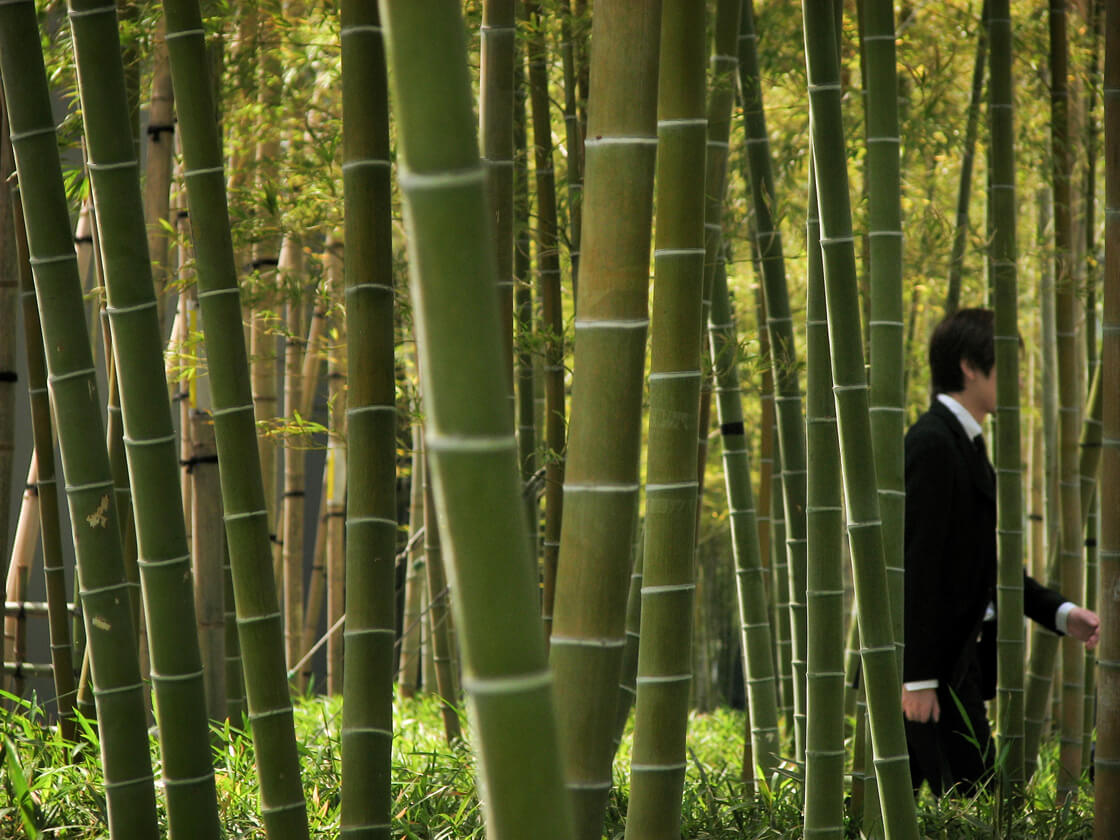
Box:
[903,400,1066,699]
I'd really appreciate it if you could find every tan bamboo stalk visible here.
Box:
[420,570,436,693]
[279,236,306,671]
[547,2,662,834]
[1093,0,1118,828]
[422,449,462,743]
[297,468,328,693]
[175,194,196,536]
[191,411,226,720]
[73,196,99,346]
[323,233,346,697]
[251,11,283,575]
[398,430,424,698]
[3,458,37,696]
[144,18,176,340]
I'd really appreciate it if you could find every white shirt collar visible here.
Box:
[936,392,984,442]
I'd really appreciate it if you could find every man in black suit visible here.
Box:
[902,308,1100,796]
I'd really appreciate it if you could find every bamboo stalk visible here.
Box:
[191,411,226,720]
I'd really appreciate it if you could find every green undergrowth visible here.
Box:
[0,688,1096,838]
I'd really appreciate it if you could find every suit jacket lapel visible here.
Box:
[930,400,996,502]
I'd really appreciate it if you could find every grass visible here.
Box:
[0,688,1097,838]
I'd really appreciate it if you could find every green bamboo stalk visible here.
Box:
[13,188,75,736]
[803,161,845,840]
[0,99,15,566]
[612,525,643,748]
[377,2,574,836]
[1024,365,1104,776]
[862,0,904,679]
[739,0,808,760]
[546,3,661,835]
[160,0,311,834]
[526,0,565,640]
[623,4,706,833]
[944,0,988,316]
[481,0,516,399]
[398,428,424,699]
[710,264,781,789]
[1093,2,1118,829]
[323,233,346,697]
[66,0,226,830]
[279,238,305,671]
[1047,0,1086,798]
[339,5,397,836]
[422,447,462,744]
[513,28,535,529]
[983,0,1027,792]
[144,18,176,339]
[802,5,918,837]
[0,2,159,835]
[559,0,585,292]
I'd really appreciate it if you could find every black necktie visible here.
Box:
[974,434,995,483]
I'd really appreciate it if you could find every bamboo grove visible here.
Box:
[0,0,1117,838]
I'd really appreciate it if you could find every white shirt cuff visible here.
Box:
[1055,601,1076,635]
[904,679,938,692]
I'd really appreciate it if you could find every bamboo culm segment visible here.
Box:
[0,2,159,837]
[377,1,574,838]
[624,2,706,835]
[803,162,845,840]
[1045,0,1085,797]
[710,264,781,786]
[802,5,919,838]
[338,7,397,838]
[1093,1,1118,831]
[738,0,808,761]
[13,187,76,737]
[548,2,661,837]
[160,0,311,836]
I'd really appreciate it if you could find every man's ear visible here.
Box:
[960,358,975,382]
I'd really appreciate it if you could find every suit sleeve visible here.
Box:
[903,429,955,684]
[1023,572,1068,633]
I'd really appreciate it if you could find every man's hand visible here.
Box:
[902,687,940,723]
[1067,607,1101,650]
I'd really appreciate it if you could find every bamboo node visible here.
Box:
[86,158,138,171]
[631,762,687,772]
[462,668,552,695]
[339,24,383,37]
[164,27,205,41]
[103,774,155,791]
[106,299,158,317]
[161,770,217,788]
[9,125,55,144]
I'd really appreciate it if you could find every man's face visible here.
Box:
[962,359,997,419]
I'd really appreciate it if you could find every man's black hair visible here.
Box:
[928,307,995,395]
